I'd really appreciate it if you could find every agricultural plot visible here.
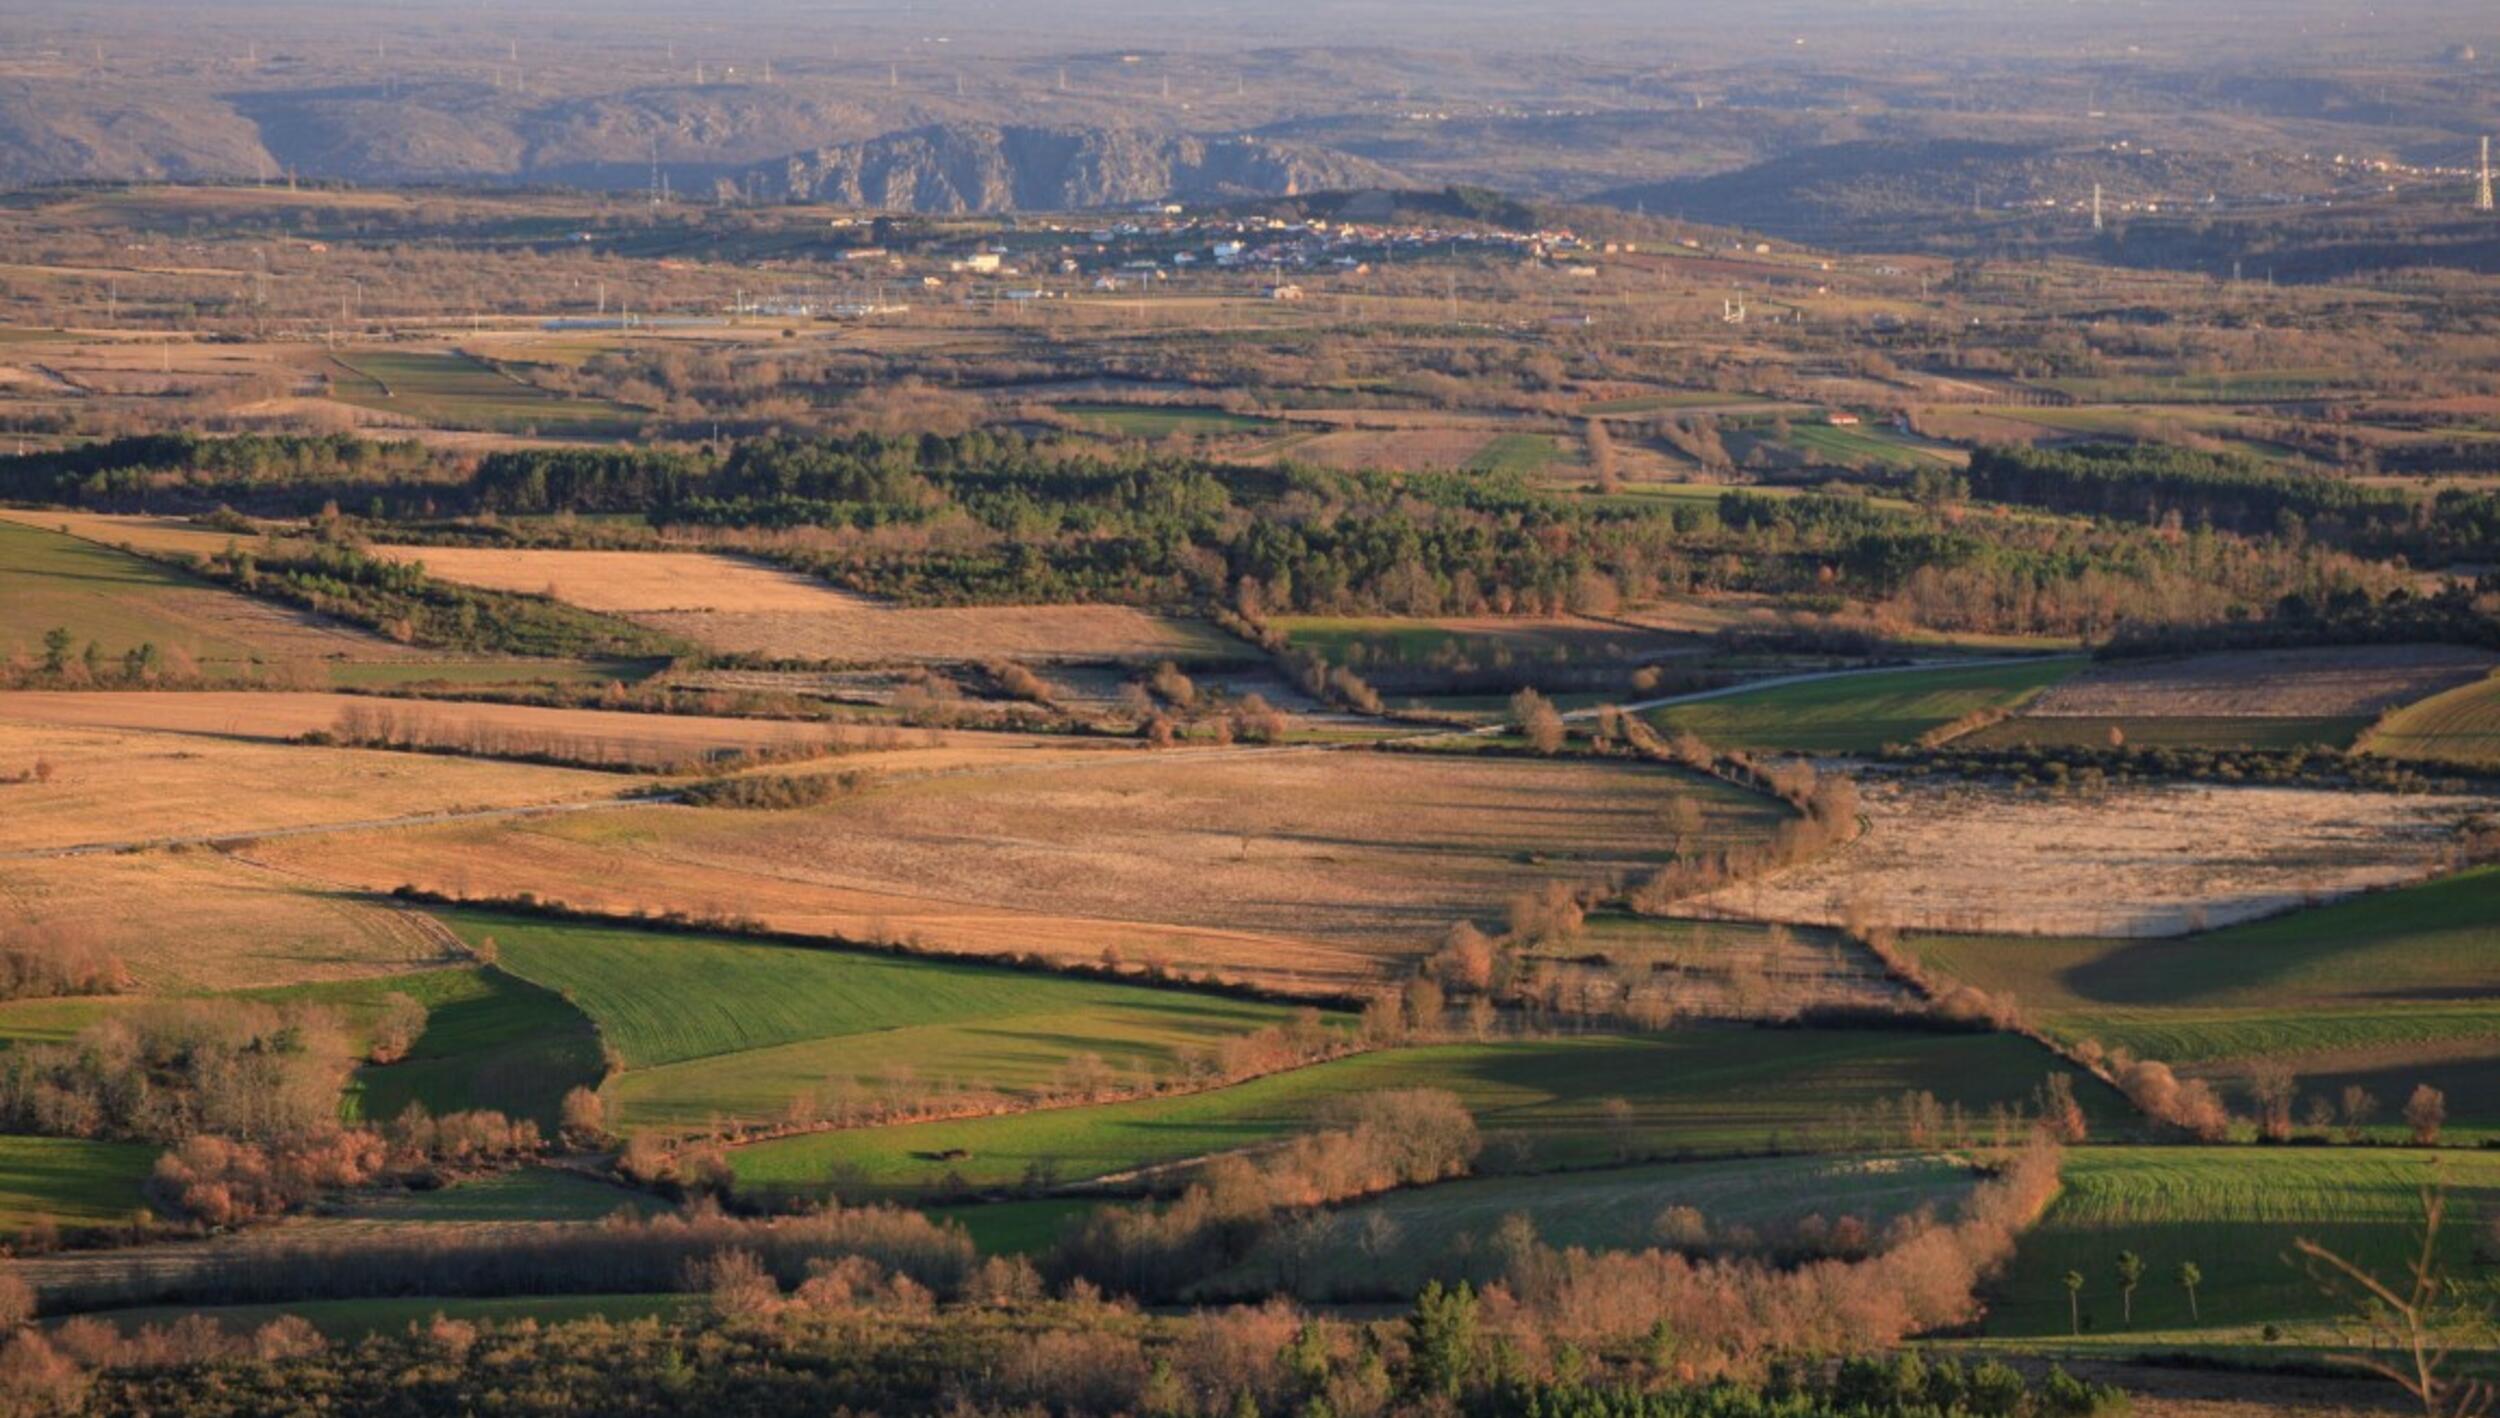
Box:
[1908,867,2500,1132]
[2365,671,2500,767]
[0,518,415,670]
[637,599,1244,667]
[264,752,1785,991]
[443,911,1314,1136]
[0,852,454,991]
[0,718,635,855]
[1275,614,1700,694]
[1958,716,2369,752]
[326,348,642,437]
[0,690,881,771]
[1464,432,1569,478]
[1692,778,2495,938]
[1987,1147,2496,1338]
[2025,645,2497,720]
[1054,402,1276,438]
[1223,1153,1980,1298]
[1644,659,2082,754]
[259,965,605,1130]
[729,1030,2113,1199]
[0,1137,156,1230]
[354,547,845,614]
[1562,914,1916,1017]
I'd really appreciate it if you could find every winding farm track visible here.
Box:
[0,655,2068,863]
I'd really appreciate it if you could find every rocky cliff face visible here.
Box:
[758,124,1398,211]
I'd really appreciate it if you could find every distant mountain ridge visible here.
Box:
[750,123,1403,212]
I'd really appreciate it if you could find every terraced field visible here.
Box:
[729,1030,2114,1199]
[1644,659,2082,753]
[445,912,1320,1135]
[1988,1147,2498,1337]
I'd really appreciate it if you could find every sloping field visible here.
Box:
[1907,867,2500,1129]
[1959,716,2370,752]
[0,518,416,668]
[1645,660,2082,753]
[0,852,452,990]
[0,719,634,853]
[1692,777,2493,937]
[1989,1147,2497,1337]
[327,349,642,436]
[729,1030,2112,1199]
[441,912,1315,1136]
[2028,645,2498,719]
[2365,670,2500,767]
[1236,1153,1980,1298]
[0,690,881,769]
[262,752,1785,990]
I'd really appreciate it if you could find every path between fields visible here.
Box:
[0,655,2069,860]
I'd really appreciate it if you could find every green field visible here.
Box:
[1987,1147,2495,1337]
[2366,672,2500,767]
[252,965,606,1130]
[328,350,642,436]
[1055,402,1275,438]
[0,520,267,664]
[1646,659,2083,753]
[729,1030,2115,1200]
[1960,715,2371,752]
[1786,422,1952,472]
[0,1136,156,1229]
[1227,1152,1979,1297]
[442,912,1321,1136]
[1465,432,1568,478]
[1910,869,2500,1132]
[332,1167,658,1224]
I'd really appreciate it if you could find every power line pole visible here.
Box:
[2477,136,2495,213]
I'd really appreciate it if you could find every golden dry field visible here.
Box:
[634,602,1241,666]
[255,749,1783,990]
[0,718,635,854]
[354,546,847,613]
[0,852,454,991]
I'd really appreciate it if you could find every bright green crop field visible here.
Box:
[1986,1146,2497,1337]
[1646,659,2082,753]
[1910,869,2500,1135]
[442,911,1324,1135]
[729,1030,2117,1200]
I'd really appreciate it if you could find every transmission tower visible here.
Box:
[2478,136,2494,213]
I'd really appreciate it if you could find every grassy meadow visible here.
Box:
[1987,1146,2495,1338]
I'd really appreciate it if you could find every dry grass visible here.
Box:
[0,508,278,560]
[2031,645,2499,719]
[637,603,1240,666]
[0,718,632,853]
[357,547,848,613]
[259,751,1783,991]
[0,852,454,990]
[1687,776,2496,938]
[0,691,892,767]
